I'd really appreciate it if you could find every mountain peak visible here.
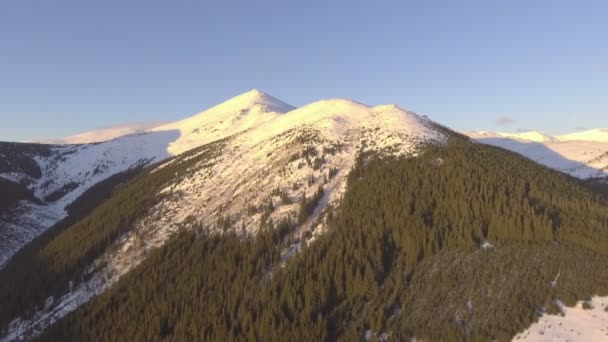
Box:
[222,89,295,114]
[230,89,268,103]
[243,88,266,97]
[150,90,296,155]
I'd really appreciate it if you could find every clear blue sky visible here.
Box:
[1,0,607,141]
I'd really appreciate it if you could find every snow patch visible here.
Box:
[480,240,494,249]
[514,296,608,341]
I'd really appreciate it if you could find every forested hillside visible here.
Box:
[36,138,608,341]
[0,139,226,334]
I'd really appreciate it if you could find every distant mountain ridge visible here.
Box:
[465,130,608,179]
[558,128,608,143]
[34,121,169,144]
[467,128,608,144]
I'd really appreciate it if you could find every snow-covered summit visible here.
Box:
[181,89,296,120]
[31,89,436,159]
[151,89,296,155]
[149,91,433,156]
[33,90,294,147]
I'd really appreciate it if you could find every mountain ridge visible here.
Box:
[0,90,445,340]
[468,128,608,144]
[15,136,608,342]
[465,130,608,179]
[33,121,169,145]
[1,91,607,341]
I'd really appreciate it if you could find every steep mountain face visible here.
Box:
[0,90,441,270]
[0,90,444,340]
[0,90,292,268]
[143,97,441,238]
[2,91,607,341]
[466,130,608,179]
[30,138,608,342]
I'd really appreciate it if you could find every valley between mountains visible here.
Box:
[1,90,608,341]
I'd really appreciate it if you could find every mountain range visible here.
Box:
[466,130,608,179]
[1,90,608,341]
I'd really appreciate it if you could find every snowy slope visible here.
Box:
[143,98,441,239]
[103,97,444,282]
[499,131,558,143]
[0,131,178,268]
[465,131,608,179]
[151,89,296,155]
[0,90,293,269]
[35,121,168,144]
[3,91,607,339]
[1,91,446,340]
[31,89,292,149]
[466,131,558,143]
[469,128,608,144]
[4,90,607,340]
[558,128,608,143]
[515,297,608,341]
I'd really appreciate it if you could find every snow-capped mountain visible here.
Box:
[1,90,446,339]
[4,94,606,274]
[3,90,608,341]
[33,90,294,148]
[0,90,294,268]
[465,130,608,179]
[150,89,296,155]
[132,95,442,246]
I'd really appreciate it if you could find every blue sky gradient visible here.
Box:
[1,0,607,141]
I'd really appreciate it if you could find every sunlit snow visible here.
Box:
[466,130,608,179]
[515,297,608,341]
